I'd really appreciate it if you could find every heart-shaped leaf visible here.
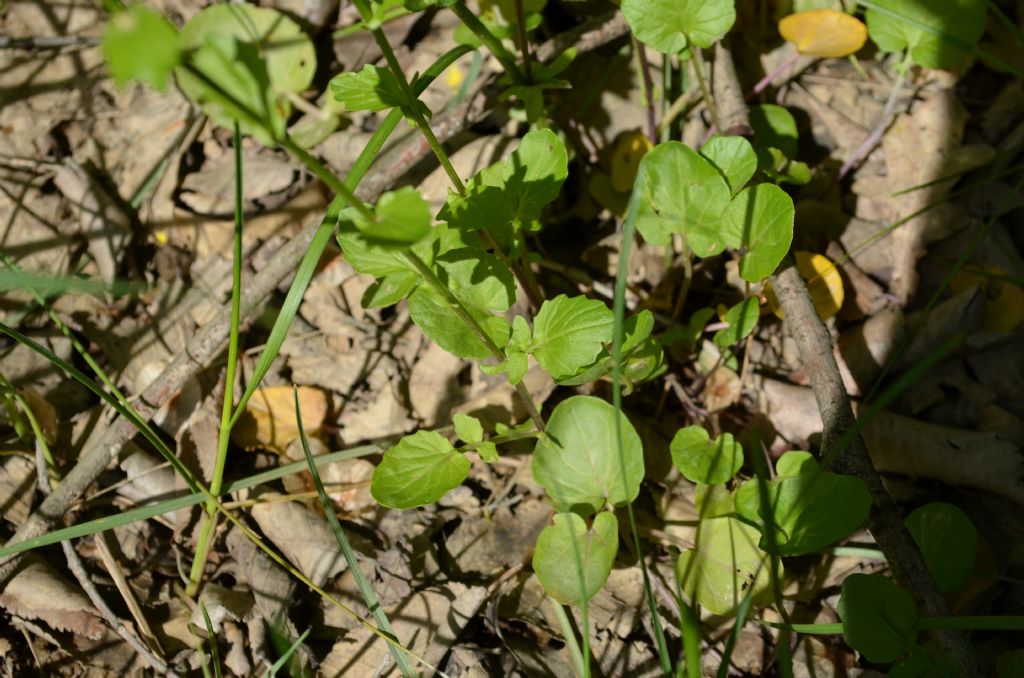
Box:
[700,135,757,196]
[676,516,775,615]
[721,183,795,283]
[533,511,619,605]
[670,426,744,485]
[532,396,644,514]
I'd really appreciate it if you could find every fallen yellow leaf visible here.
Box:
[231,385,329,453]
[779,9,868,58]
[765,251,845,321]
[611,130,653,193]
[950,265,1024,333]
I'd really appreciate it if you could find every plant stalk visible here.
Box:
[186,123,246,598]
[512,0,533,83]
[688,43,721,133]
[449,2,527,85]
[402,250,545,432]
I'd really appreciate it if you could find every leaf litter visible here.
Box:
[1,0,1023,675]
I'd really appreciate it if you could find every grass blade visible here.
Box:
[0,445,378,559]
[612,162,673,675]
[292,387,415,677]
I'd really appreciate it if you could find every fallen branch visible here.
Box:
[770,260,979,676]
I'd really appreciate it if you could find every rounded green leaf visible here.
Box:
[676,516,775,615]
[905,502,977,592]
[102,5,180,91]
[622,0,736,53]
[633,142,732,252]
[838,573,918,663]
[453,413,484,445]
[532,396,644,514]
[371,430,471,509]
[866,0,986,70]
[775,450,817,478]
[712,297,760,347]
[737,470,871,556]
[531,294,613,381]
[700,135,757,196]
[178,5,315,143]
[721,183,795,283]
[354,187,431,247]
[670,426,744,485]
[533,511,619,605]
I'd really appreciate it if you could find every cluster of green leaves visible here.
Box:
[837,503,977,672]
[104,3,316,146]
[669,440,873,615]
[633,126,798,285]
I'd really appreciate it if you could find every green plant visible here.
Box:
[3,0,1017,674]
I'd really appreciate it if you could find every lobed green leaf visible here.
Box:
[371,430,471,508]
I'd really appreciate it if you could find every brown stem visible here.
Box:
[770,260,979,676]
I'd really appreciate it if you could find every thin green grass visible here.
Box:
[293,387,414,677]
[188,121,246,597]
[612,162,673,675]
[263,627,310,678]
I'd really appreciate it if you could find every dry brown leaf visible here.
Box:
[0,557,106,640]
[0,454,36,527]
[250,490,347,587]
[702,366,742,412]
[189,584,254,633]
[232,385,329,453]
[320,583,487,677]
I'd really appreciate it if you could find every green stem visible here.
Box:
[187,123,246,598]
[688,42,720,133]
[511,0,533,83]
[279,136,374,222]
[449,2,526,85]
[550,598,587,678]
[403,250,545,432]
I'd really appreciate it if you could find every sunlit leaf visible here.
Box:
[676,516,775,615]
[533,511,618,605]
[865,0,986,70]
[779,9,868,58]
[765,251,844,320]
[371,430,470,508]
[102,5,180,91]
[622,0,736,53]
[532,396,644,514]
[721,183,795,283]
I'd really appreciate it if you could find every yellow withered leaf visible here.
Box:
[779,9,868,58]
[765,251,845,321]
[950,265,1024,333]
[611,130,653,193]
[231,385,329,453]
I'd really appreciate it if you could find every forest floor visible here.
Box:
[1,0,1023,676]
